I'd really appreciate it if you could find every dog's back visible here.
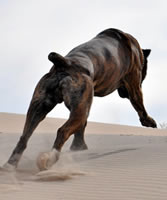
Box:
[66,28,143,96]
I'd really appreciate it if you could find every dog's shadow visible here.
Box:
[70,148,138,162]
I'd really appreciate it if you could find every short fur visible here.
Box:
[5,28,157,169]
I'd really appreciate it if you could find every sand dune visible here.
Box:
[0,112,166,135]
[0,112,167,200]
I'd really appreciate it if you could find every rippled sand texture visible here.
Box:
[0,113,167,200]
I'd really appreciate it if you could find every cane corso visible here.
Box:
[4,28,157,170]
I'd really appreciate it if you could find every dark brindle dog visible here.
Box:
[4,28,157,170]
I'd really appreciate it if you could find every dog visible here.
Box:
[4,28,157,171]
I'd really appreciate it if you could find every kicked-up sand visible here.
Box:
[0,112,167,200]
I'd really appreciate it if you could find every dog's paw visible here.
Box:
[1,163,16,172]
[36,149,60,171]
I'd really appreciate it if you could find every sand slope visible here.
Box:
[0,113,167,200]
[0,112,166,135]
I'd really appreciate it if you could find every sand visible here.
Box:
[0,112,167,200]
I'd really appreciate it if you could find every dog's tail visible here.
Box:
[48,52,68,69]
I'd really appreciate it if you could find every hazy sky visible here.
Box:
[0,0,167,127]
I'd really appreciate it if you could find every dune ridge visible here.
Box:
[0,112,167,200]
[0,112,166,135]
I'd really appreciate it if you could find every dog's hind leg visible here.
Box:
[53,75,93,152]
[37,74,93,170]
[5,90,57,169]
[70,122,88,151]
[124,70,157,128]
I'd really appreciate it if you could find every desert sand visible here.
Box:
[0,112,167,200]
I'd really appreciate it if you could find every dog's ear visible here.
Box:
[141,49,151,82]
[48,52,67,67]
[142,49,151,59]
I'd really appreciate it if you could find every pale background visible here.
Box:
[0,0,166,126]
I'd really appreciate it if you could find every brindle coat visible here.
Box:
[5,28,157,168]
